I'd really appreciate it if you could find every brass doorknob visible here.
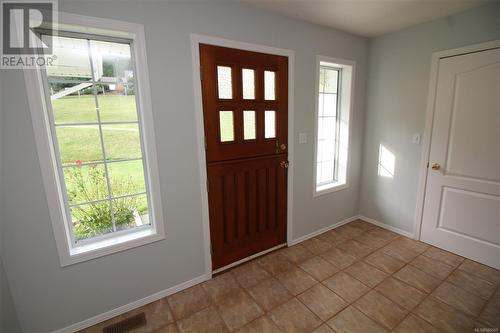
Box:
[431,163,441,171]
[280,161,289,169]
[280,143,287,151]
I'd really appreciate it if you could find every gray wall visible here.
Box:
[359,3,500,233]
[0,1,367,331]
[0,74,22,333]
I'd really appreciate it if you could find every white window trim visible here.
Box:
[313,55,355,197]
[23,12,165,266]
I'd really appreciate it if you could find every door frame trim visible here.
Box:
[190,34,295,279]
[413,39,500,241]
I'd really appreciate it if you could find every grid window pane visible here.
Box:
[318,117,336,141]
[319,67,338,93]
[71,202,113,241]
[265,110,276,138]
[97,84,138,122]
[102,124,142,161]
[319,93,337,117]
[63,164,108,205]
[243,110,256,140]
[219,111,234,142]
[242,69,255,99]
[43,35,92,80]
[264,71,276,100]
[217,66,233,99]
[107,160,147,196]
[56,125,104,165]
[49,82,98,124]
[112,194,150,232]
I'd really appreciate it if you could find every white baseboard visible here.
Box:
[288,215,359,246]
[356,215,415,239]
[53,274,208,333]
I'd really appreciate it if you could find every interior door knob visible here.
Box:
[431,163,441,171]
[280,143,286,150]
[280,161,289,169]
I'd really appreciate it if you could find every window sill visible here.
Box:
[61,227,164,267]
[314,182,348,197]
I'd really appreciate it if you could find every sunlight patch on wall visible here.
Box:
[378,144,395,178]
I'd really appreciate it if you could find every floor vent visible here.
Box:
[102,312,146,333]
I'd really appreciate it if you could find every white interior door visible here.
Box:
[421,46,500,269]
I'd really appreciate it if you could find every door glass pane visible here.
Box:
[107,160,147,196]
[102,124,142,161]
[217,66,233,99]
[264,110,276,138]
[264,71,276,100]
[63,164,108,205]
[112,194,150,232]
[56,125,104,165]
[71,202,113,241]
[219,111,234,142]
[243,110,256,140]
[242,69,255,99]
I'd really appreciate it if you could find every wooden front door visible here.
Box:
[200,44,288,269]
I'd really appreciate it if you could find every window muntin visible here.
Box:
[315,59,352,194]
[42,33,153,244]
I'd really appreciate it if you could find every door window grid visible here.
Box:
[316,66,341,186]
[42,34,152,244]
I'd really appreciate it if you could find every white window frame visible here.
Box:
[23,12,165,266]
[313,55,355,196]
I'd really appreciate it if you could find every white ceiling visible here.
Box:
[239,0,493,37]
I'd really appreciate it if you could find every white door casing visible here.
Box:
[420,46,500,269]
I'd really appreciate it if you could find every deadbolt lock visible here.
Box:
[431,163,441,171]
[280,143,287,150]
[280,161,289,169]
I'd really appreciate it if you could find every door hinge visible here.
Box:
[200,66,203,81]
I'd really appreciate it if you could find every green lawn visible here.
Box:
[52,95,138,123]
[53,95,147,218]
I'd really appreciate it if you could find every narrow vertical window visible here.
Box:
[315,59,354,194]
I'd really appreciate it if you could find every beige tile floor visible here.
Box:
[80,220,500,333]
